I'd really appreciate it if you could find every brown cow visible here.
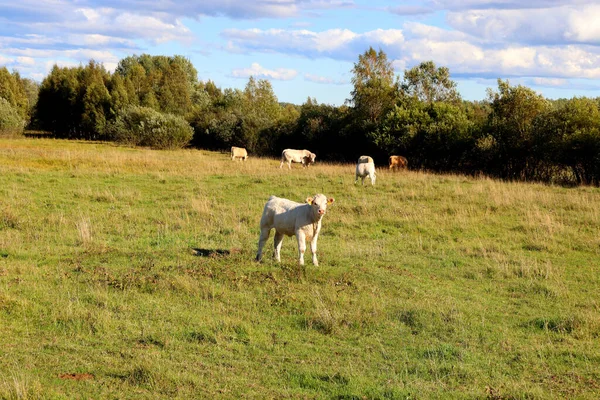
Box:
[389,155,408,170]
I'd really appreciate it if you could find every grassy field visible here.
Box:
[1,138,599,399]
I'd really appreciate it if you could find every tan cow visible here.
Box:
[355,155,376,185]
[280,149,316,169]
[231,146,248,161]
[256,194,335,266]
[389,155,408,170]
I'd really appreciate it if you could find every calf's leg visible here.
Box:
[310,237,319,266]
[273,231,284,262]
[256,227,271,261]
[296,231,306,265]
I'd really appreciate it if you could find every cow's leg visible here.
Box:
[288,161,292,169]
[273,231,284,262]
[256,227,271,261]
[296,231,306,265]
[354,173,359,184]
[310,237,319,266]
[279,159,284,168]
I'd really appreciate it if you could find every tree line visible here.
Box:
[1,49,599,185]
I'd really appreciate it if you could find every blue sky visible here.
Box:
[2,0,600,105]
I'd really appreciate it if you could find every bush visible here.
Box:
[0,97,25,136]
[107,106,193,149]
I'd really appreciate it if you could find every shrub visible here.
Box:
[107,106,193,149]
[0,97,25,136]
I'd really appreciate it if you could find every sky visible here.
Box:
[2,0,600,105]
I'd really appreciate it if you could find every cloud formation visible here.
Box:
[222,28,404,60]
[1,0,600,102]
[231,63,298,80]
[304,73,348,84]
[446,5,600,45]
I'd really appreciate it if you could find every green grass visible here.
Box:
[1,137,599,398]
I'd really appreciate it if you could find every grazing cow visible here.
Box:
[231,146,248,161]
[256,194,335,266]
[355,155,376,185]
[389,155,408,170]
[280,149,316,169]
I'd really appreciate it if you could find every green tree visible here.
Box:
[371,99,473,171]
[486,79,549,179]
[239,77,281,152]
[79,61,111,138]
[350,47,397,124]
[534,97,600,184]
[0,67,29,120]
[106,74,130,119]
[114,54,197,116]
[21,78,39,127]
[0,97,25,136]
[35,65,81,136]
[401,61,461,104]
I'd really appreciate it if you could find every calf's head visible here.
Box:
[306,194,335,216]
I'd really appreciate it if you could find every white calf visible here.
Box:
[280,149,316,169]
[355,155,376,185]
[256,194,335,266]
[231,146,248,161]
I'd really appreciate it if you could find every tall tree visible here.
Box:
[79,61,111,137]
[35,65,81,136]
[349,47,397,124]
[106,73,129,119]
[114,54,197,116]
[401,61,460,104]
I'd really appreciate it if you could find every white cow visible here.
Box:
[231,146,248,161]
[280,149,316,169]
[256,194,335,266]
[355,155,376,185]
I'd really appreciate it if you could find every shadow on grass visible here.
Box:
[190,247,241,257]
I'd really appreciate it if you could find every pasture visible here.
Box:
[0,138,599,399]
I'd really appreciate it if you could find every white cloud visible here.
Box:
[231,63,298,80]
[429,0,596,11]
[447,5,600,45]
[403,22,469,42]
[16,56,35,66]
[222,23,600,81]
[0,53,13,62]
[398,40,600,79]
[388,5,433,16]
[304,73,348,84]
[531,77,569,87]
[221,28,404,60]
[79,0,355,20]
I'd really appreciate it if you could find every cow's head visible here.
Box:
[306,194,335,216]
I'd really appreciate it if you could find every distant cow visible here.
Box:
[231,146,248,161]
[355,155,376,185]
[389,155,408,170]
[280,149,316,169]
[256,194,335,266]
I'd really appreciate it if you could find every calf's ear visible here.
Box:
[306,196,314,204]
[327,197,335,205]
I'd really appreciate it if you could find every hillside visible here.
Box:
[1,138,599,398]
